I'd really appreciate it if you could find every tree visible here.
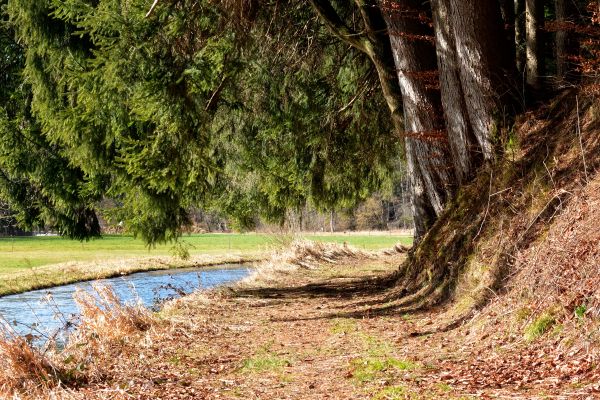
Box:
[516,0,527,75]
[309,0,518,239]
[0,2,101,239]
[446,0,516,158]
[376,0,455,239]
[310,0,456,239]
[526,0,545,90]
[432,0,480,184]
[3,0,400,242]
[1,0,594,248]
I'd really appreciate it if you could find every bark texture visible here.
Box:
[554,0,579,83]
[500,0,517,65]
[515,0,526,75]
[526,0,544,90]
[311,0,456,240]
[449,0,512,161]
[555,0,567,79]
[431,0,479,184]
[378,0,455,239]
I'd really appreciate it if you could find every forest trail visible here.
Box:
[69,246,600,399]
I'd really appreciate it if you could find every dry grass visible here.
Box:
[0,253,260,297]
[270,239,373,268]
[0,331,62,396]
[0,221,599,399]
[0,240,390,399]
[0,284,159,399]
[470,172,600,343]
[72,284,155,342]
[241,240,375,286]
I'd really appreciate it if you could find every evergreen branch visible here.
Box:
[205,76,228,112]
[338,69,372,113]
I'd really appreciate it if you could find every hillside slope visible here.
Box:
[389,88,600,319]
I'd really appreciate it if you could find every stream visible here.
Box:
[0,264,252,345]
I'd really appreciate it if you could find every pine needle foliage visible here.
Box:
[0,3,101,239]
[2,0,398,242]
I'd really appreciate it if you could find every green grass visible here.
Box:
[346,333,419,384]
[373,385,407,399]
[350,357,417,383]
[0,233,412,272]
[524,312,556,342]
[240,342,291,373]
[240,353,290,373]
[330,318,358,335]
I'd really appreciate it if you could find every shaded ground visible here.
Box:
[64,250,600,399]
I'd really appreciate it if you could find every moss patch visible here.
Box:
[524,313,556,342]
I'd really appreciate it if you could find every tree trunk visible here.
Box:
[310,0,456,241]
[526,0,544,90]
[515,0,526,76]
[554,0,579,84]
[329,210,334,233]
[555,0,567,80]
[431,0,480,184]
[377,0,456,240]
[500,0,517,66]
[449,0,513,160]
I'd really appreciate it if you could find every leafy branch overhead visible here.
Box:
[1,0,396,242]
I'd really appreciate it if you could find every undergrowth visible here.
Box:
[385,88,600,330]
[0,284,156,398]
[348,333,418,384]
[240,342,291,374]
[0,332,64,395]
[524,313,557,342]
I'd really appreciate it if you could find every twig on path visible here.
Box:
[474,170,493,241]
[576,95,589,183]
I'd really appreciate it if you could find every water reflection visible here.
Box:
[0,264,251,344]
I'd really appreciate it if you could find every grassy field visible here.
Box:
[0,233,412,273]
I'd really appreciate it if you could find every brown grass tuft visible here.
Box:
[269,239,372,269]
[0,327,62,396]
[72,284,155,342]
[0,284,158,398]
[245,239,371,280]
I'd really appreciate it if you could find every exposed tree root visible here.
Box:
[380,88,600,331]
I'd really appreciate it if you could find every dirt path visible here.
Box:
[70,252,600,399]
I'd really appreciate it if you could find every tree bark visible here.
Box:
[377,0,456,239]
[515,0,526,75]
[526,0,544,90]
[329,210,334,233]
[310,0,455,240]
[500,0,517,65]
[554,0,579,84]
[431,0,479,184]
[449,0,513,160]
[555,0,567,80]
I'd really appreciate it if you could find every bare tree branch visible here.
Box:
[308,0,370,55]
[353,0,388,40]
[145,0,160,18]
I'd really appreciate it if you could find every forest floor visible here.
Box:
[60,245,600,400]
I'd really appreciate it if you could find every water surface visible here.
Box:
[0,264,251,344]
